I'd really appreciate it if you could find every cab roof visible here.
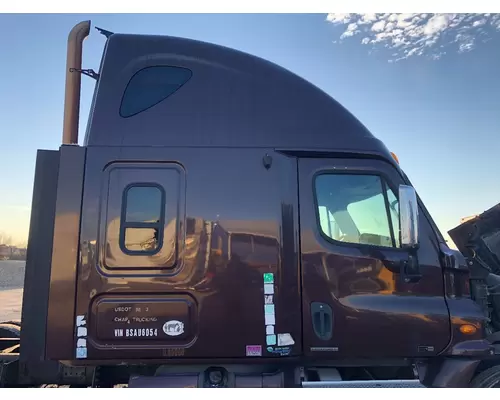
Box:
[84,32,392,159]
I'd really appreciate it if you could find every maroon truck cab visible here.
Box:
[2,21,500,388]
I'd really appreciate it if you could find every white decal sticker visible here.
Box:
[266,325,275,335]
[163,320,185,336]
[75,315,87,358]
[126,328,158,337]
[277,333,295,346]
[264,284,274,295]
[265,314,275,325]
[115,306,132,312]
[114,328,158,337]
[132,316,158,323]
[246,345,262,357]
[114,328,159,337]
[77,327,87,337]
[264,295,273,304]
[76,347,87,359]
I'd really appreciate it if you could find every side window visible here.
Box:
[120,184,165,254]
[120,66,193,118]
[318,206,344,241]
[315,174,400,248]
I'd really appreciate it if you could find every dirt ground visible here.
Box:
[0,260,25,322]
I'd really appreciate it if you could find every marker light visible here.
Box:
[390,152,400,164]
[459,324,477,335]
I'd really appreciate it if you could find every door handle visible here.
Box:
[311,302,333,341]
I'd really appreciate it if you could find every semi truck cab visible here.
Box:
[1,20,500,388]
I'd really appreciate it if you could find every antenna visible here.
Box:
[95,26,114,38]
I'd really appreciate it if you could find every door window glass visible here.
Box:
[315,174,399,248]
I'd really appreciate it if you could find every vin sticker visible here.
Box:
[114,328,159,337]
[246,345,262,357]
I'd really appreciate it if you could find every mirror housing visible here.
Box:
[399,185,419,250]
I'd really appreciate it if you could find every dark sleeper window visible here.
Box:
[120,65,193,118]
[120,184,165,255]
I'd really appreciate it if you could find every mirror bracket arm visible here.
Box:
[400,250,423,283]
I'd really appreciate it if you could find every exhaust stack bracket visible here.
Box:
[69,68,99,81]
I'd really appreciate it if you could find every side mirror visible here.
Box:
[399,185,419,250]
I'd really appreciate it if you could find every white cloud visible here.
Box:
[423,14,451,36]
[326,13,352,24]
[456,33,476,53]
[359,13,377,24]
[326,13,500,61]
[372,20,386,32]
[340,22,359,39]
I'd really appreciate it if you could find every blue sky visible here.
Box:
[1,13,500,246]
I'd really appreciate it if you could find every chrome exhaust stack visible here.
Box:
[62,20,91,145]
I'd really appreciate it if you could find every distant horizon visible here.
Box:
[0,204,489,250]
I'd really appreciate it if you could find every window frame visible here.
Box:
[119,182,166,256]
[312,170,405,252]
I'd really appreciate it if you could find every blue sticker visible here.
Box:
[267,346,292,356]
[264,304,275,315]
[76,347,87,359]
[266,335,277,345]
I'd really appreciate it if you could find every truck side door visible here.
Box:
[298,157,451,359]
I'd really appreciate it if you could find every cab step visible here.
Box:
[302,379,424,388]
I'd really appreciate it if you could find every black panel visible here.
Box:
[18,149,61,383]
[45,145,87,361]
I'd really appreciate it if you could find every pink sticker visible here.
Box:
[246,345,262,357]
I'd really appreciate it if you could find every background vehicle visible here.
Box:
[1,20,500,388]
